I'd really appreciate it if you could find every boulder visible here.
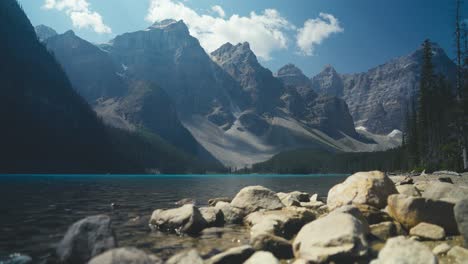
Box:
[422,182,468,204]
[244,251,279,264]
[432,243,451,255]
[370,236,437,264]
[277,191,310,207]
[447,246,468,263]
[369,222,396,241]
[215,201,245,224]
[454,198,468,246]
[149,204,207,234]
[251,234,293,259]
[56,215,116,264]
[293,213,368,263]
[207,245,255,264]
[230,186,284,214]
[175,198,195,206]
[299,201,324,209]
[327,171,397,210]
[330,205,370,233]
[396,185,422,197]
[88,247,162,264]
[409,222,445,240]
[208,197,231,207]
[199,207,224,227]
[387,194,459,234]
[166,249,203,264]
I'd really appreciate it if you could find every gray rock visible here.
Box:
[387,194,459,234]
[208,197,231,207]
[56,215,116,264]
[88,247,162,264]
[215,201,245,224]
[330,205,370,233]
[447,246,468,263]
[422,182,468,204]
[432,243,451,255]
[293,213,368,263]
[251,234,293,259]
[409,222,445,240]
[396,184,422,197]
[244,251,279,264]
[230,186,284,214]
[207,245,255,264]
[327,171,397,210]
[166,249,203,264]
[149,204,207,234]
[199,207,224,227]
[369,222,396,241]
[370,236,437,264]
[454,198,468,246]
[175,198,196,206]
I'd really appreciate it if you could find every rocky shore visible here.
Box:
[51,171,468,263]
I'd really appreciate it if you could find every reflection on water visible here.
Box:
[0,174,346,262]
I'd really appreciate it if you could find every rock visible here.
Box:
[396,184,422,197]
[447,246,468,263]
[149,204,207,234]
[215,201,245,224]
[299,201,324,209]
[207,245,255,264]
[370,236,437,264]
[396,176,414,185]
[327,171,397,210]
[175,198,195,206]
[454,198,468,246]
[245,207,315,239]
[278,193,301,207]
[56,215,116,264]
[331,205,370,233]
[208,197,231,207]
[354,204,393,225]
[166,249,203,264]
[231,186,284,214]
[369,222,396,241]
[251,234,293,259]
[433,170,461,176]
[432,243,451,255]
[244,251,279,264]
[387,194,459,234]
[422,182,468,204]
[293,213,368,263]
[309,194,318,202]
[88,247,162,264]
[409,222,445,240]
[199,207,224,227]
[438,177,453,183]
[414,181,431,193]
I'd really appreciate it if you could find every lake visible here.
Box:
[0,174,347,263]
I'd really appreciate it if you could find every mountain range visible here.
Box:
[34,19,456,169]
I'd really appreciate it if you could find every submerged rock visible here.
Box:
[327,171,397,210]
[293,213,368,263]
[56,215,116,264]
[149,204,207,235]
[370,236,437,264]
[166,249,203,264]
[206,245,255,264]
[409,222,445,240]
[231,186,284,214]
[244,251,279,264]
[454,198,468,246]
[88,247,162,264]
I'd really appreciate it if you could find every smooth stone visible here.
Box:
[215,201,245,224]
[422,182,468,204]
[432,243,451,255]
[293,213,368,263]
[454,198,468,246]
[396,184,422,197]
[327,171,397,210]
[244,251,279,264]
[199,207,224,227]
[208,197,231,207]
[370,236,437,264]
[149,204,207,235]
[447,246,468,263]
[299,201,324,209]
[88,247,162,264]
[166,249,203,264]
[231,186,284,214]
[369,222,396,241]
[387,194,459,234]
[409,222,445,240]
[207,245,255,264]
[340,204,392,225]
[330,205,370,233]
[309,194,318,202]
[56,215,116,264]
[251,234,293,259]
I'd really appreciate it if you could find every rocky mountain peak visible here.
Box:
[149,19,189,33]
[211,41,259,68]
[277,63,314,97]
[277,63,304,77]
[311,64,344,97]
[34,24,57,41]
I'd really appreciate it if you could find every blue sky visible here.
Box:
[19,0,467,76]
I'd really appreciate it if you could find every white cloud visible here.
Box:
[146,0,294,60]
[211,5,225,18]
[296,13,343,56]
[43,0,111,34]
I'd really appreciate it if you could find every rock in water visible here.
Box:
[149,204,207,235]
[199,207,224,227]
[387,194,458,234]
[166,249,203,264]
[88,247,162,264]
[56,215,116,264]
[327,171,397,210]
[207,245,255,264]
[370,236,437,264]
[409,222,445,240]
[244,251,279,264]
[230,186,284,214]
[293,213,368,263]
[454,198,468,246]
